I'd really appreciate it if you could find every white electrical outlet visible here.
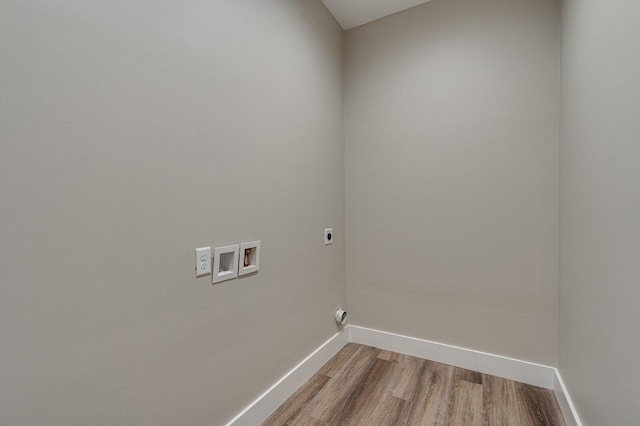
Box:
[324,228,334,245]
[195,247,211,277]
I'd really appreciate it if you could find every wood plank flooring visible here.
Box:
[263,343,566,426]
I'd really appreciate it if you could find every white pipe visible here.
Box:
[335,308,347,325]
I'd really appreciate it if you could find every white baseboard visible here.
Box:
[553,368,583,426]
[226,324,581,426]
[224,330,349,426]
[348,325,555,389]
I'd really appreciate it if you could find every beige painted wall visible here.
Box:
[10,0,638,424]
[559,0,640,424]
[345,0,560,365]
[0,1,345,424]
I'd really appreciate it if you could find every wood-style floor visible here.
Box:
[263,343,566,426]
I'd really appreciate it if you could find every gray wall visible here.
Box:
[559,0,640,424]
[345,0,560,365]
[0,1,345,424]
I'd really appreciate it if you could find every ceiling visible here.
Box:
[321,0,433,30]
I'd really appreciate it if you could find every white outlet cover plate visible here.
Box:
[195,247,211,277]
[239,240,260,276]
[213,245,239,284]
[324,228,334,245]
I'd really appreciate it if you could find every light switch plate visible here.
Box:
[195,247,211,277]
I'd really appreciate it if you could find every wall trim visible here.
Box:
[227,325,581,426]
[553,368,583,426]
[224,330,349,426]
[348,325,555,388]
